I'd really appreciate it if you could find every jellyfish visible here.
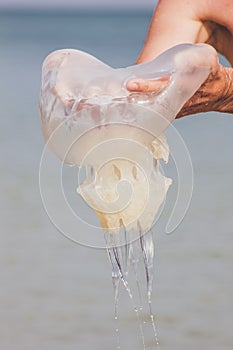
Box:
[40,43,215,346]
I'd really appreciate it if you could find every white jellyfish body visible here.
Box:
[40,43,215,234]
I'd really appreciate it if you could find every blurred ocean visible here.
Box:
[0,9,233,350]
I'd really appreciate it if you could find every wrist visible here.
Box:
[176,65,233,118]
[214,67,233,114]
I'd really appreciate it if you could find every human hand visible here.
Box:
[127,0,233,117]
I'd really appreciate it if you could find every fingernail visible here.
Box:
[128,82,138,90]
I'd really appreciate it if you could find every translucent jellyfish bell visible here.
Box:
[40,43,215,234]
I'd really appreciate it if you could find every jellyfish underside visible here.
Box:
[77,126,172,234]
[40,43,215,346]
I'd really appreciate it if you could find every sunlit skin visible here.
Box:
[126,0,233,118]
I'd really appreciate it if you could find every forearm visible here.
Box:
[137,0,204,63]
[137,0,233,65]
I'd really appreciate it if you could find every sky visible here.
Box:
[0,0,155,10]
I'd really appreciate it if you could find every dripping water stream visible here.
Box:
[139,228,160,347]
[105,232,146,350]
[105,228,160,349]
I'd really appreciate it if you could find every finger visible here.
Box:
[126,76,170,93]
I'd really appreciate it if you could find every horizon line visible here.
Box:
[0,7,154,16]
